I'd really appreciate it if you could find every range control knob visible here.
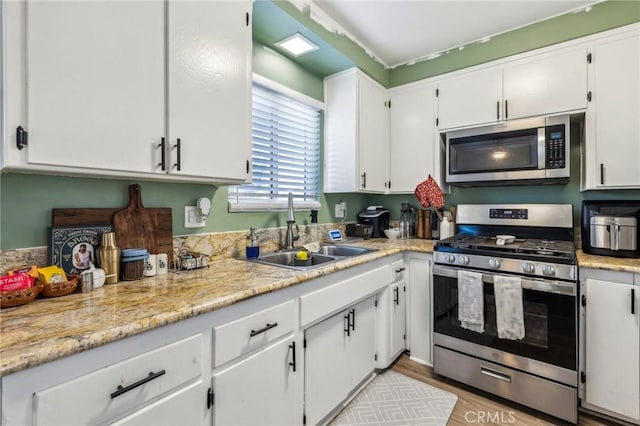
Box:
[522,262,535,273]
[488,258,501,269]
[542,265,556,276]
[446,254,456,263]
[460,255,470,265]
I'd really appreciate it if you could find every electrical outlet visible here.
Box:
[184,206,207,228]
[334,201,347,218]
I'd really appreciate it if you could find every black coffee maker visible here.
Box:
[357,207,390,238]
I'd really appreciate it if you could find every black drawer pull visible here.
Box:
[344,314,350,336]
[395,267,406,273]
[110,369,166,399]
[250,322,278,337]
[289,341,297,372]
[349,308,355,331]
[632,288,636,315]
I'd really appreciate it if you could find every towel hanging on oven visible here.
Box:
[457,270,484,333]
[494,275,525,340]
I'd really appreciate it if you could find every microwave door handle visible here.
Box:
[537,128,546,169]
[611,224,620,251]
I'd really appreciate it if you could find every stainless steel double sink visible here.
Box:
[249,245,376,270]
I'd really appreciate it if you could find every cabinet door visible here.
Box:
[503,48,587,120]
[586,35,640,188]
[358,75,388,193]
[25,1,165,174]
[390,281,407,359]
[406,253,431,365]
[389,85,437,193]
[167,0,251,182]
[437,68,503,130]
[110,382,204,426]
[347,296,377,388]
[305,311,351,426]
[584,278,639,420]
[213,338,298,426]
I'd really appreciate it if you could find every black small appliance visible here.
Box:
[357,207,390,238]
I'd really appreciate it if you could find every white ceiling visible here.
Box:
[311,0,600,68]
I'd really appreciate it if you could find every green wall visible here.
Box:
[0,41,368,250]
[371,122,640,224]
[390,1,640,87]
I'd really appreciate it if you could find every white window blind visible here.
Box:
[228,82,321,212]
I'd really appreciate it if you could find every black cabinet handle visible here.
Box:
[173,138,181,171]
[250,322,278,337]
[158,137,166,171]
[361,172,367,189]
[600,163,604,185]
[289,341,296,372]
[632,288,636,315]
[349,308,355,331]
[16,126,28,150]
[110,370,166,399]
[505,100,509,119]
[344,314,350,336]
[393,287,399,305]
[395,267,406,273]
[496,101,500,120]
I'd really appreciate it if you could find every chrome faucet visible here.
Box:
[284,193,299,249]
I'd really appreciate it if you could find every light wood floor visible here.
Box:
[390,354,620,426]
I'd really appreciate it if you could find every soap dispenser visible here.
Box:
[246,227,260,259]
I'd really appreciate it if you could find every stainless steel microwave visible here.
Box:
[445,115,570,186]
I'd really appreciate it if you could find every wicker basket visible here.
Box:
[0,284,42,308]
[41,275,79,297]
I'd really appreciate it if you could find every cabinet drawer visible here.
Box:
[300,265,390,327]
[33,334,202,426]
[213,300,295,366]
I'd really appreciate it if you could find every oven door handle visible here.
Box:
[433,265,576,296]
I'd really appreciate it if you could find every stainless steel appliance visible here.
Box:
[357,207,390,238]
[582,200,640,258]
[445,115,570,186]
[433,204,578,423]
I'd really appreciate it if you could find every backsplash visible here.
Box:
[0,223,349,272]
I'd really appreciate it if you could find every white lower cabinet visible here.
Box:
[111,381,204,426]
[304,295,378,425]
[405,253,432,365]
[212,338,299,426]
[377,260,407,368]
[580,268,640,424]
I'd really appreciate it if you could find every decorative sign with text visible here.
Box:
[48,225,113,276]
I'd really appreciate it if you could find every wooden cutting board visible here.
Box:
[51,184,173,258]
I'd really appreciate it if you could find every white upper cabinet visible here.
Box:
[437,68,503,130]
[167,1,251,182]
[388,83,439,193]
[324,69,388,193]
[503,48,588,120]
[3,0,251,184]
[437,48,588,130]
[23,1,166,175]
[583,30,640,190]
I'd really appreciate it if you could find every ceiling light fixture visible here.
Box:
[276,33,319,57]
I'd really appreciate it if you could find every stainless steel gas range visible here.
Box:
[433,204,578,423]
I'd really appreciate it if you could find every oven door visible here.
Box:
[433,264,577,376]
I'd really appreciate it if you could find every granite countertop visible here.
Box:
[0,239,433,377]
[576,250,640,274]
[1,239,636,378]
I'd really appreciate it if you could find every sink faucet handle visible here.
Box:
[293,224,300,241]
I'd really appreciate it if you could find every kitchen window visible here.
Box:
[228,76,322,212]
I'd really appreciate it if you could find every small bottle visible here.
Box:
[246,227,260,259]
[98,232,120,284]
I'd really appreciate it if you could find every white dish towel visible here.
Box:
[458,270,484,333]
[494,275,526,340]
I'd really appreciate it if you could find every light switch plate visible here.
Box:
[184,206,206,228]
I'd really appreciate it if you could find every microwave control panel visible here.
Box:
[545,124,566,169]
